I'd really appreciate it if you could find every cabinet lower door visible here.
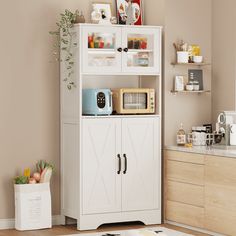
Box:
[205,156,236,235]
[121,117,160,211]
[82,118,121,214]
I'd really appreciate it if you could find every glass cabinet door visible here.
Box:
[82,26,122,74]
[122,27,161,74]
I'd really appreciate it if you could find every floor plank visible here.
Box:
[0,223,210,236]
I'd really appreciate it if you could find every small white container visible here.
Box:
[200,127,207,145]
[193,56,203,63]
[193,81,200,91]
[193,127,202,146]
[177,51,189,63]
[14,183,52,231]
[186,83,194,91]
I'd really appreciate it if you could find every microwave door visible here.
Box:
[123,92,147,110]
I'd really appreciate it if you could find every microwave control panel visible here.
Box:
[150,91,155,113]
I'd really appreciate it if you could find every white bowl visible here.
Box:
[193,56,203,63]
[186,84,194,91]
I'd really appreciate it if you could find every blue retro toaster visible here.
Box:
[82,89,113,115]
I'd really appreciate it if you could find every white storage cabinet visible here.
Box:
[60,23,162,230]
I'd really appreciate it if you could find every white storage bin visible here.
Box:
[14,183,52,231]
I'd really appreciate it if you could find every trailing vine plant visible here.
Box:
[50,9,79,90]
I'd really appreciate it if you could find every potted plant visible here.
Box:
[50,9,80,90]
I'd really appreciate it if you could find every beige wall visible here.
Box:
[0,0,165,220]
[163,0,212,145]
[212,0,236,123]
[0,0,95,219]
[0,0,212,219]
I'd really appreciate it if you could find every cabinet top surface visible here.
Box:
[165,145,236,159]
[73,23,163,29]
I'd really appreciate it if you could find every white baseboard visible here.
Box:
[165,220,225,236]
[0,215,62,230]
[0,218,15,230]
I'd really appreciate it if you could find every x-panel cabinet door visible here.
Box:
[121,117,160,211]
[82,118,122,214]
[82,25,122,74]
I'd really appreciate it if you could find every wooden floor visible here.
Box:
[0,223,210,236]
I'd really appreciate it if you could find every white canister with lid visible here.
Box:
[192,127,200,145]
[193,81,200,91]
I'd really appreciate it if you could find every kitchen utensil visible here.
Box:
[82,89,112,115]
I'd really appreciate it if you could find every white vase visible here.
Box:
[177,51,189,63]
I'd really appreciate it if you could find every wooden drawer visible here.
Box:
[167,180,204,207]
[166,200,204,228]
[166,160,204,186]
[165,150,204,164]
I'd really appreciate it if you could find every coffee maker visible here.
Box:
[215,111,236,146]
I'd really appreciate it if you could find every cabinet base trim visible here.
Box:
[64,210,161,230]
[165,220,224,236]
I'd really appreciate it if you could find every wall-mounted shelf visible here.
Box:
[171,62,211,67]
[170,90,211,95]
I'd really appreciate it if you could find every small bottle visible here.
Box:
[177,123,186,146]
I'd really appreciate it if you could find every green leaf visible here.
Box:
[14,175,28,184]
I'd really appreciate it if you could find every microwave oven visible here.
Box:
[82,89,112,115]
[112,88,155,114]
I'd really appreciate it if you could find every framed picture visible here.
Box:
[116,0,143,25]
[92,2,112,23]
[188,69,204,90]
[174,75,184,91]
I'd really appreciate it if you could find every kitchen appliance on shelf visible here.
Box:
[112,88,155,114]
[82,89,112,115]
[215,111,236,146]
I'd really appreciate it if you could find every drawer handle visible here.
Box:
[123,48,129,53]
[117,47,122,52]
